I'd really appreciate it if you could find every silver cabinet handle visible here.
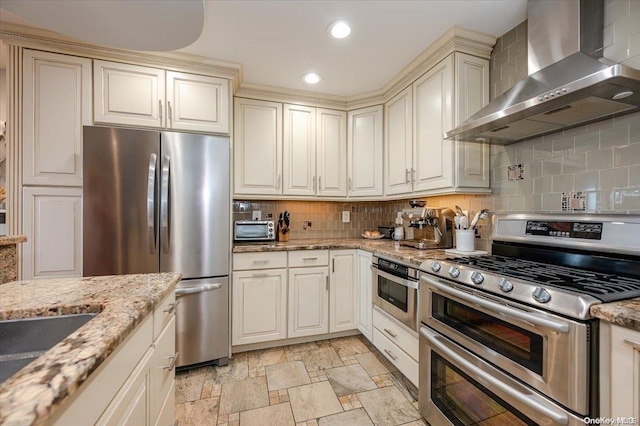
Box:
[313,176,317,191]
[332,258,335,273]
[420,327,569,424]
[252,259,269,264]
[302,257,318,261]
[384,349,398,361]
[147,153,157,255]
[168,100,173,123]
[405,169,410,184]
[348,177,352,191]
[163,299,180,313]
[424,276,570,333]
[326,275,329,291]
[159,100,162,120]
[175,283,222,296]
[163,352,179,370]
[383,328,398,338]
[251,273,269,278]
[318,176,322,191]
[624,339,640,351]
[277,174,282,190]
[411,168,415,183]
[160,155,170,254]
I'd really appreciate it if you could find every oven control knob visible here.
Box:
[499,278,514,292]
[470,272,484,285]
[532,287,551,303]
[448,267,460,278]
[431,262,441,272]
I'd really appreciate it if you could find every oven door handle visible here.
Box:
[420,327,570,425]
[424,276,570,334]
[371,265,419,290]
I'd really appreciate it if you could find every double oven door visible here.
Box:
[419,274,592,425]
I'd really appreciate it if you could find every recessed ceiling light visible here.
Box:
[302,73,322,84]
[328,20,351,39]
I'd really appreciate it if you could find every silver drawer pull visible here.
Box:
[384,349,398,361]
[302,257,318,261]
[163,300,180,314]
[383,328,398,338]
[163,352,179,370]
[253,260,269,264]
[624,339,640,351]
[252,273,269,278]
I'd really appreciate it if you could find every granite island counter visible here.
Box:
[0,272,181,425]
[0,235,27,285]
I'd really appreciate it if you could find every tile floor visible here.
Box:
[175,334,427,426]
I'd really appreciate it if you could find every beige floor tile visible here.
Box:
[248,346,287,370]
[287,381,343,422]
[174,396,219,426]
[301,347,344,371]
[355,352,390,376]
[176,369,207,403]
[210,359,249,384]
[266,361,311,391]
[284,341,320,354]
[218,376,269,415]
[239,402,296,426]
[389,371,418,402]
[318,408,373,426]
[329,335,370,357]
[399,420,428,425]
[325,364,377,396]
[357,386,422,426]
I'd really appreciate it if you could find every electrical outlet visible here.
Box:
[252,210,262,220]
[342,211,350,223]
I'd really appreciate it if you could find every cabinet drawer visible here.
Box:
[153,291,176,340]
[373,307,418,360]
[373,327,418,387]
[150,316,176,423]
[233,252,287,270]
[288,250,329,268]
[154,381,175,426]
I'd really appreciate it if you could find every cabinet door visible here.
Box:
[384,87,413,195]
[283,104,316,196]
[232,268,287,345]
[22,187,82,279]
[149,316,176,424]
[356,250,373,341]
[316,109,347,197]
[347,106,383,197]
[234,98,283,196]
[94,60,165,128]
[608,324,640,417]
[23,50,91,186]
[413,55,454,192]
[329,250,357,333]
[166,71,229,134]
[288,267,329,338]
[454,53,490,189]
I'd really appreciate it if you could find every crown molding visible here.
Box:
[236,83,349,110]
[0,23,242,83]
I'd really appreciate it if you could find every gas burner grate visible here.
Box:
[449,255,640,301]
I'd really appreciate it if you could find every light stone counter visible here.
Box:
[591,298,640,332]
[0,235,27,285]
[0,272,181,425]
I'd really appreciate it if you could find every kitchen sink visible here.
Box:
[0,313,97,384]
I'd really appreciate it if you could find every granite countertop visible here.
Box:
[233,237,450,266]
[0,235,27,246]
[0,272,181,425]
[590,299,640,332]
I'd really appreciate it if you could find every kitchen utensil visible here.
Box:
[470,211,481,229]
[454,216,460,229]
[409,200,426,208]
[459,215,468,230]
[283,211,290,234]
[471,209,489,230]
[455,205,465,217]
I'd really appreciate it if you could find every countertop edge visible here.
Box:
[590,300,640,332]
[0,235,27,246]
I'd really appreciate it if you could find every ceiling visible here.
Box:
[0,0,528,96]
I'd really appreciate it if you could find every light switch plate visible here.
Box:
[342,211,350,223]
[252,210,262,220]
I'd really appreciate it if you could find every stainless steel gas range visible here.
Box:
[418,214,640,425]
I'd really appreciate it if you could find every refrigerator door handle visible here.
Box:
[147,153,157,254]
[161,155,170,254]
[175,282,223,296]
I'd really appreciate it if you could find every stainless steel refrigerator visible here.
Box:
[83,126,230,368]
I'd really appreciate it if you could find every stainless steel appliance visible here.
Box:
[400,207,453,250]
[83,126,230,368]
[234,220,275,241]
[418,213,640,425]
[371,256,419,331]
[446,0,640,145]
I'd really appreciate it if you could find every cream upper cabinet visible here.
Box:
[23,50,91,187]
[94,61,229,133]
[316,108,347,197]
[356,249,373,341]
[234,98,283,196]
[166,71,229,134]
[347,106,383,197]
[283,104,316,196]
[94,60,165,128]
[288,266,329,338]
[329,250,357,333]
[412,53,489,193]
[384,87,413,196]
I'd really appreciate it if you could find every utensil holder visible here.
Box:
[277,226,290,242]
[455,229,475,252]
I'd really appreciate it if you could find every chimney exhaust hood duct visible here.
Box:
[445,0,640,145]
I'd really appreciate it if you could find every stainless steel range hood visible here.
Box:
[445,0,640,145]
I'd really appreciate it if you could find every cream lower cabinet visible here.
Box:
[356,250,373,341]
[347,106,383,197]
[232,252,288,345]
[52,292,176,426]
[372,307,419,387]
[22,187,82,279]
[600,322,640,417]
[330,250,357,332]
[288,266,329,338]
